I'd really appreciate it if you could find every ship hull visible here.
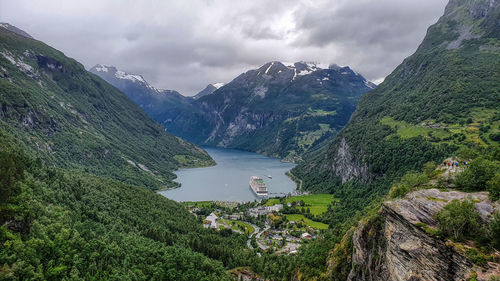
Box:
[249,176,268,197]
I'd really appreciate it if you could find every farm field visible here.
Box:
[265,194,337,215]
[285,214,329,230]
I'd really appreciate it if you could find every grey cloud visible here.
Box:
[0,0,447,95]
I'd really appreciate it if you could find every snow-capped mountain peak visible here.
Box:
[90,64,157,91]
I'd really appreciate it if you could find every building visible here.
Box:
[248,204,284,217]
[226,212,244,220]
[203,212,219,229]
[301,232,312,239]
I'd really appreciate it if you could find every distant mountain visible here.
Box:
[194,83,225,100]
[89,64,195,126]
[0,26,213,189]
[167,61,375,160]
[0,23,33,39]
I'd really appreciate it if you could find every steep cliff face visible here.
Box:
[345,189,499,281]
[330,138,369,184]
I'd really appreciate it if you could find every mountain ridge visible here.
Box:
[166,60,375,160]
[0,26,213,189]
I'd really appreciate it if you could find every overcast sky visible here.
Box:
[0,0,448,95]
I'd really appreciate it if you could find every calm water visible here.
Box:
[159,147,297,202]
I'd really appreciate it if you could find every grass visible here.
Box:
[265,194,337,215]
[415,222,439,236]
[427,197,449,202]
[380,116,452,139]
[222,220,255,235]
[380,115,499,148]
[285,214,329,230]
[297,123,332,149]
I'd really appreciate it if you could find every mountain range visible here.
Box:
[92,61,375,161]
[1,0,499,279]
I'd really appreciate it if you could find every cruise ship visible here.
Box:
[249,176,268,197]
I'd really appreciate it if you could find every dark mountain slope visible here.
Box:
[167,61,375,161]
[194,83,225,100]
[89,64,195,127]
[0,26,213,189]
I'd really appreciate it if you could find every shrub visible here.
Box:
[389,184,410,199]
[455,158,499,191]
[465,248,488,267]
[400,172,428,188]
[486,174,500,201]
[491,213,500,250]
[389,171,428,199]
[436,199,481,241]
[423,162,436,176]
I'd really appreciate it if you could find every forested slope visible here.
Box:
[292,0,500,227]
[0,27,213,189]
[0,132,252,280]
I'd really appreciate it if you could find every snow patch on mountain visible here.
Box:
[95,64,109,72]
[115,70,146,83]
[213,82,225,89]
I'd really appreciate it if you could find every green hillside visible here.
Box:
[0,28,213,189]
[0,132,252,280]
[293,0,499,227]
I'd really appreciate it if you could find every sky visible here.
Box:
[0,0,448,96]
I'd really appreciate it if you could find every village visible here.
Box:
[184,193,337,255]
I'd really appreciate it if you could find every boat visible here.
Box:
[249,176,268,197]
[267,175,272,179]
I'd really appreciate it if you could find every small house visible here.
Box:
[301,232,312,239]
[203,212,219,229]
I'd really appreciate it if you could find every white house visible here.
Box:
[301,232,312,239]
[204,212,219,229]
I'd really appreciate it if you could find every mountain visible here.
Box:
[89,64,195,126]
[294,0,500,192]
[167,61,375,161]
[0,26,213,189]
[290,0,500,278]
[0,25,261,280]
[0,120,253,280]
[0,23,33,39]
[194,83,225,100]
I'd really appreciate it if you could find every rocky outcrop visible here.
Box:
[347,189,499,281]
[331,138,369,183]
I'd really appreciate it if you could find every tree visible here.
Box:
[0,148,26,205]
[423,162,436,176]
[436,199,481,241]
[490,213,500,250]
[454,157,499,191]
[486,174,500,201]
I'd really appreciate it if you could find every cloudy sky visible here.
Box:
[0,0,447,95]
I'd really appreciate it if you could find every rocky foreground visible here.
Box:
[346,189,499,281]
